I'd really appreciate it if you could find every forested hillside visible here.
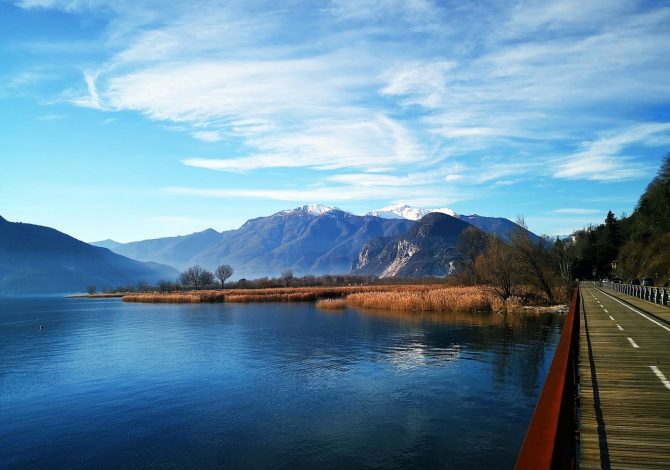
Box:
[573,154,670,283]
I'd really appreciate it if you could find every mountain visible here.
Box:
[0,216,179,294]
[368,204,540,242]
[353,213,472,278]
[91,239,123,250]
[106,206,415,279]
[457,214,541,242]
[111,228,224,269]
[368,203,457,220]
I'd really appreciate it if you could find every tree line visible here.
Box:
[454,220,575,303]
[571,153,669,284]
[457,152,670,299]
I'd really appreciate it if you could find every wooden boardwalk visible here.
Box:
[579,284,670,469]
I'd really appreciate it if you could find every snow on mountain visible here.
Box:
[367,204,457,221]
[281,204,340,216]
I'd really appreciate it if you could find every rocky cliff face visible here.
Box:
[354,213,471,278]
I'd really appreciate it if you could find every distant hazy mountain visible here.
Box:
[368,203,540,242]
[0,216,178,294]
[353,213,472,278]
[90,239,123,250]
[107,206,414,279]
[367,203,457,220]
[111,228,224,269]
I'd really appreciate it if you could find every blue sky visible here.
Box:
[1,0,669,242]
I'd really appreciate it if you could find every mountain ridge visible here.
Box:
[0,216,178,294]
[104,208,414,279]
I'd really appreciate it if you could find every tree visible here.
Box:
[475,235,516,301]
[179,265,213,290]
[87,285,97,295]
[157,279,175,292]
[456,226,489,284]
[604,210,621,247]
[215,264,234,288]
[280,269,294,287]
[553,237,576,291]
[199,270,214,288]
[510,218,555,302]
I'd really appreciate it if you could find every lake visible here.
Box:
[0,296,563,469]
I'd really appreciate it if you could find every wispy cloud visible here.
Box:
[165,183,462,206]
[551,208,602,215]
[182,115,425,171]
[72,70,104,109]
[553,123,670,181]
[47,0,667,181]
[14,0,670,213]
[36,114,66,121]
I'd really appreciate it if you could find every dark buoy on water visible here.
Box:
[39,325,44,330]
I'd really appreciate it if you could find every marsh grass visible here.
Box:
[123,291,225,303]
[122,285,442,304]
[122,284,560,313]
[315,298,346,309]
[344,286,497,312]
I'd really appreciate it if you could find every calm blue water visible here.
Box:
[0,297,562,469]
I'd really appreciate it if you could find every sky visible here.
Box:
[1,0,669,242]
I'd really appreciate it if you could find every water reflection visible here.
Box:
[0,297,563,469]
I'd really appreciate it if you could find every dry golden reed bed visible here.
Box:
[122,284,506,313]
[345,286,498,312]
[315,298,346,309]
[123,291,226,303]
[123,285,443,304]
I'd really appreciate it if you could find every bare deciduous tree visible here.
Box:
[179,265,213,290]
[510,218,555,302]
[456,226,489,284]
[215,264,234,288]
[475,235,516,301]
[280,269,294,287]
[553,237,576,291]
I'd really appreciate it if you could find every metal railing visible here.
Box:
[601,281,669,307]
[515,287,580,470]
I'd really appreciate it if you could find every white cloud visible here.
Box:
[36,114,66,121]
[182,115,425,171]
[378,3,670,156]
[551,208,602,215]
[72,70,104,109]
[379,60,456,108]
[553,123,670,181]
[191,131,222,143]
[32,0,670,185]
[164,182,462,205]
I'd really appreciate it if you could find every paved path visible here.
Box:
[579,284,670,469]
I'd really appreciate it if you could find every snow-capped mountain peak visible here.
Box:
[281,204,339,216]
[367,204,457,221]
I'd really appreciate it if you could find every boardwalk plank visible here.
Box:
[579,284,670,469]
